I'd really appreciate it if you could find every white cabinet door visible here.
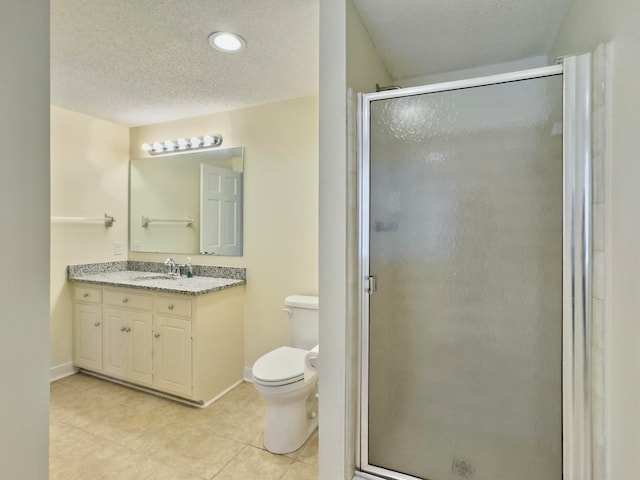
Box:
[153,315,192,397]
[74,304,102,371]
[102,308,127,379]
[200,164,243,256]
[103,307,152,385]
[128,311,153,386]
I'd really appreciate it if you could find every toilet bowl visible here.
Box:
[253,346,318,454]
[252,295,319,454]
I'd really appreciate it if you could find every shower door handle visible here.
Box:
[365,275,377,294]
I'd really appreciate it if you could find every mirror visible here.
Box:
[130,147,244,255]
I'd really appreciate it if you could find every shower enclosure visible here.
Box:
[357,55,592,480]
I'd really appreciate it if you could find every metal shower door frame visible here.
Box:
[355,55,592,480]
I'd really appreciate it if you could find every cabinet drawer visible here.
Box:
[75,286,102,304]
[103,289,153,311]
[154,295,192,318]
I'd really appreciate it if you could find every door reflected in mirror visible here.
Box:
[130,147,244,256]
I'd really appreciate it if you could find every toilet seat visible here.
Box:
[252,346,308,387]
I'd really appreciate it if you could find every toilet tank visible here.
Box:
[285,295,319,350]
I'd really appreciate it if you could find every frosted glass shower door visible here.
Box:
[363,74,564,480]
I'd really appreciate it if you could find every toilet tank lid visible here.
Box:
[285,295,319,309]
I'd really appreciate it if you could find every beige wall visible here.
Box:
[319,1,391,478]
[552,1,640,478]
[130,95,319,369]
[398,55,549,87]
[346,0,392,92]
[50,106,130,369]
[50,96,317,375]
[0,1,50,477]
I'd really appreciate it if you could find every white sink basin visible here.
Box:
[131,274,177,281]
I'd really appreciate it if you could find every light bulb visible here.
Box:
[141,143,152,152]
[190,136,202,148]
[202,134,215,146]
[177,138,188,149]
[164,140,176,151]
[152,142,165,153]
[208,32,246,53]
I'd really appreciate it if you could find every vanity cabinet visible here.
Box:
[72,283,244,405]
[74,286,103,371]
[152,292,194,396]
[152,314,192,396]
[102,306,153,386]
[102,289,154,386]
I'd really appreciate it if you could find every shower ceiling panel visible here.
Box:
[351,0,571,80]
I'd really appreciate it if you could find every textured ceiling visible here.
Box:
[352,0,571,80]
[51,0,319,126]
[51,0,570,127]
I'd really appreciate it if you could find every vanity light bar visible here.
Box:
[141,134,223,155]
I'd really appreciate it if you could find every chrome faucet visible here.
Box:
[164,257,180,276]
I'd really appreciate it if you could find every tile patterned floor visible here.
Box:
[50,373,318,480]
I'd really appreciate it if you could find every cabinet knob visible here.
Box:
[121,326,126,332]
[168,304,174,310]
[83,293,89,298]
[122,298,128,303]
[94,322,101,327]
[154,333,161,338]
[125,327,131,333]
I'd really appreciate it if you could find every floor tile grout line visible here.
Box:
[208,443,250,479]
[52,418,193,477]
[54,433,203,480]
[51,419,125,458]
[51,405,203,478]
[51,374,317,480]
[54,413,153,453]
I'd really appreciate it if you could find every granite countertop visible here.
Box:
[69,270,245,296]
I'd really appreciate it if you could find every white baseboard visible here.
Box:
[201,379,244,408]
[243,366,254,382]
[50,362,79,382]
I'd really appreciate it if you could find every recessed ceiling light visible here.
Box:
[208,32,246,53]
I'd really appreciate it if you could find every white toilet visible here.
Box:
[252,295,319,454]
